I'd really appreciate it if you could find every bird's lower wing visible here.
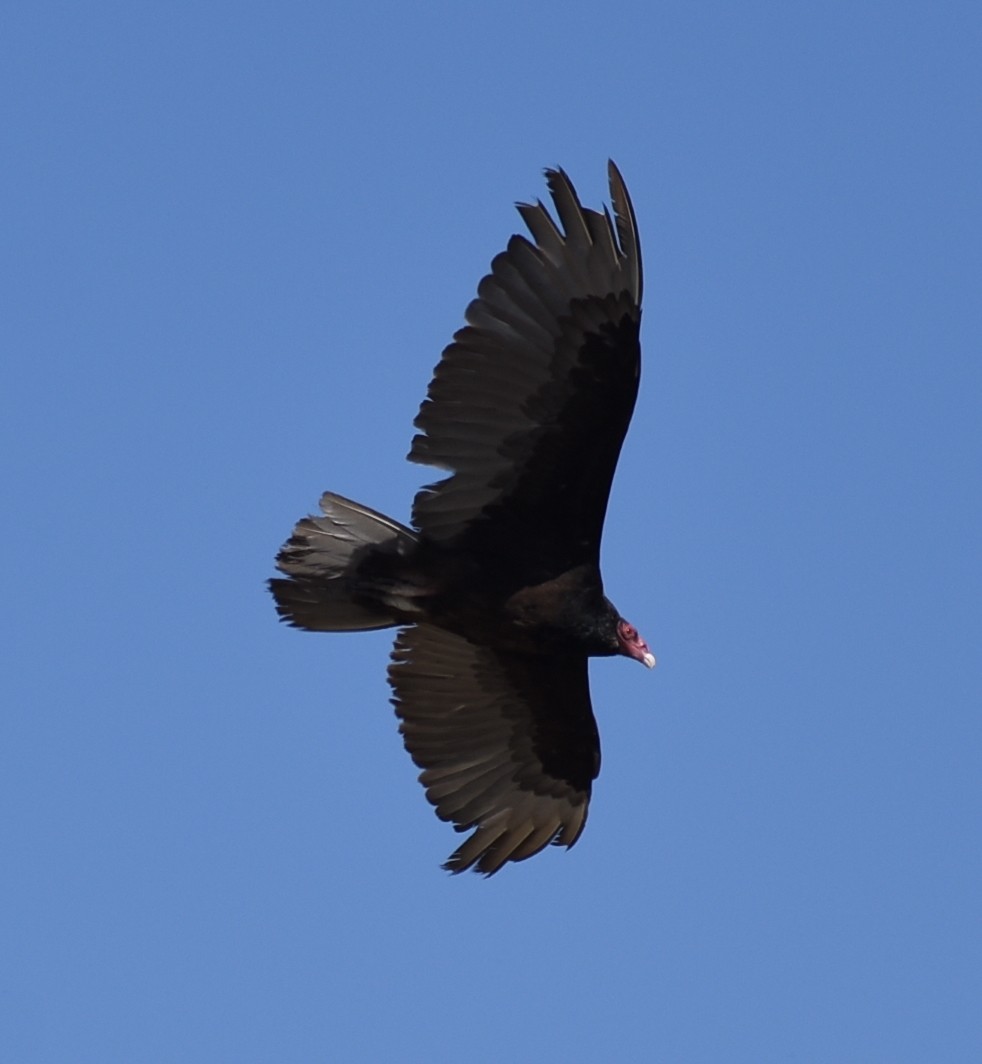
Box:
[389,624,600,875]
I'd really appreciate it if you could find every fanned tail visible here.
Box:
[269,492,417,632]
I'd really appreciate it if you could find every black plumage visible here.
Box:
[270,162,653,875]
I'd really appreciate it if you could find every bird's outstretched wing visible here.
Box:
[409,162,642,581]
[389,624,600,875]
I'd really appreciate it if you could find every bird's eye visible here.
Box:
[622,624,636,640]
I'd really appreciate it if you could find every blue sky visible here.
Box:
[3,2,981,1061]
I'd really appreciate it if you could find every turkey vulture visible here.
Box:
[270,162,653,875]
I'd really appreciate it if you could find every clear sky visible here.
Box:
[3,3,980,1061]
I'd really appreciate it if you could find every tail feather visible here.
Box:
[269,492,417,632]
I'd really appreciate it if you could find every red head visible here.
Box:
[616,619,656,668]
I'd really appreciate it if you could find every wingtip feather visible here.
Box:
[606,159,642,302]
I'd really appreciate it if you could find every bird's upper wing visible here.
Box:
[409,162,642,580]
[389,623,600,875]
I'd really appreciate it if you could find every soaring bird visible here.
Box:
[270,162,653,874]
